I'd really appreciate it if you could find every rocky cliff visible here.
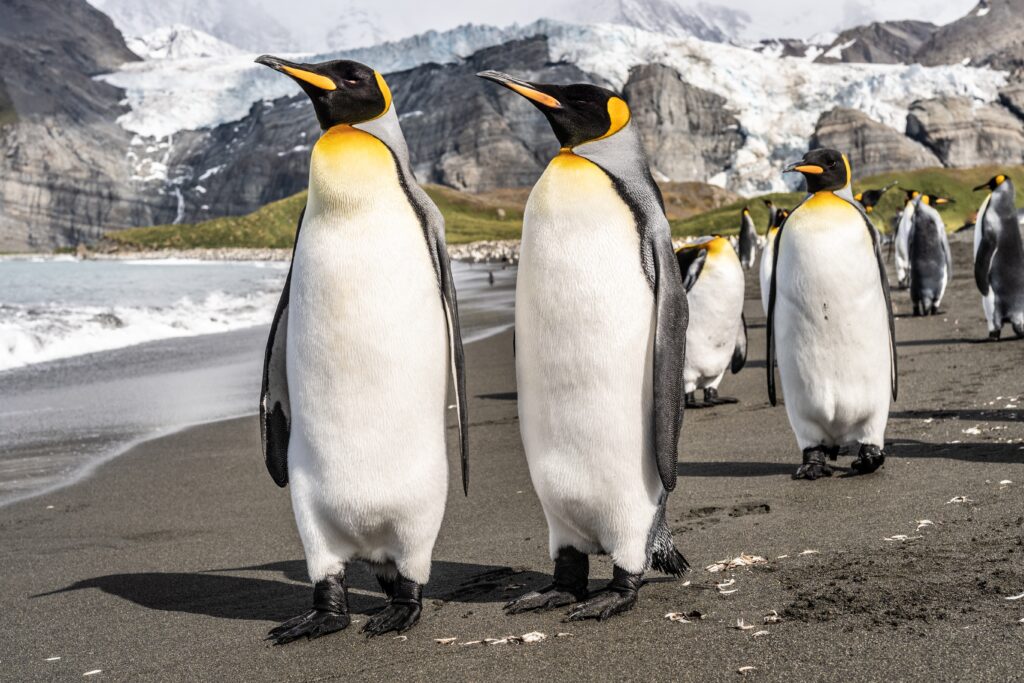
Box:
[810,107,941,177]
[815,20,937,65]
[916,0,1024,69]
[906,96,1024,167]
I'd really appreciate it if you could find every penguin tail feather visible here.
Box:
[649,517,689,577]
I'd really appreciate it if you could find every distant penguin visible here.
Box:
[763,198,779,232]
[256,56,468,643]
[478,70,689,621]
[854,181,897,214]
[676,236,746,408]
[908,194,954,316]
[768,149,897,480]
[973,174,1024,339]
[738,206,758,269]
[894,189,919,288]
[760,208,789,315]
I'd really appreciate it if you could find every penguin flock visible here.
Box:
[252,55,1024,643]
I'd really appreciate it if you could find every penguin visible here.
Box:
[477,70,689,621]
[760,208,789,316]
[767,148,897,480]
[973,174,1024,339]
[676,236,746,408]
[893,189,919,288]
[908,194,954,316]
[854,181,897,214]
[737,206,758,269]
[256,56,468,643]
[763,198,779,232]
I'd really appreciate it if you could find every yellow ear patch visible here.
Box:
[996,174,1006,185]
[596,97,631,141]
[281,65,336,91]
[842,153,852,187]
[921,195,931,205]
[374,71,393,116]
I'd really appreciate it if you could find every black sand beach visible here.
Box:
[1,241,1022,681]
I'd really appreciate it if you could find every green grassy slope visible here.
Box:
[674,165,1024,237]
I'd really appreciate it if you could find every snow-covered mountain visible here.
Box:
[323,8,392,51]
[556,0,749,43]
[127,25,241,60]
[97,19,1007,194]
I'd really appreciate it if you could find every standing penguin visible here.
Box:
[763,199,779,232]
[256,56,468,643]
[908,194,954,316]
[760,208,789,316]
[854,181,897,214]
[477,70,689,621]
[676,237,746,408]
[767,148,897,480]
[738,207,758,269]
[973,174,1024,339]
[894,189,919,288]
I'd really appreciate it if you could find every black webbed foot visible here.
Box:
[267,573,350,645]
[362,574,422,637]
[565,566,641,622]
[988,329,1002,341]
[793,447,833,480]
[703,388,738,405]
[506,547,588,614]
[684,391,702,409]
[850,444,885,475]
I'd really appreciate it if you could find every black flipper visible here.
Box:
[731,312,747,374]
[766,219,786,406]
[435,233,470,495]
[974,209,997,296]
[652,236,688,492]
[675,247,707,293]
[260,207,305,487]
[853,202,899,401]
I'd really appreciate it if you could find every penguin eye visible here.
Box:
[342,79,359,85]
[828,160,837,168]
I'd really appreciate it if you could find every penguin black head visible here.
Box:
[773,208,790,228]
[476,71,630,149]
[256,55,391,130]
[784,148,850,194]
[763,199,775,208]
[973,174,1009,192]
[921,194,955,207]
[903,189,921,202]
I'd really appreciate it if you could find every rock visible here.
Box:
[810,107,941,177]
[916,0,1024,69]
[906,96,1024,167]
[815,20,936,64]
[998,71,1024,120]
[622,63,745,183]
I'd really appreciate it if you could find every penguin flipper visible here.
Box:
[675,247,707,293]
[435,233,470,496]
[731,312,747,374]
[260,207,305,487]
[856,204,899,402]
[973,205,997,296]
[653,235,688,493]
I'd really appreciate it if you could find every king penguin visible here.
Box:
[973,174,1024,339]
[477,70,689,621]
[760,208,789,316]
[894,189,919,288]
[854,181,897,214]
[256,56,468,643]
[763,198,779,232]
[908,194,954,316]
[738,206,758,269]
[767,148,897,480]
[676,237,746,408]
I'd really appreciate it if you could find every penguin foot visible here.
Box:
[989,329,1002,341]
[267,573,350,645]
[793,448,833,480]
[684,392,702,409]
[565,566,641,622]
[362,574,423,637]
[506,546,589,614]
[703,388,738,406]
[850,444,885,475]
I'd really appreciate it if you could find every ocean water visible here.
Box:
[0,257,515,506]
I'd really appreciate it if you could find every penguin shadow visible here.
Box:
[891,408,1021,423]
[32,560,551,622]
[677,461,795,477]
[477,392,517,401]
[888,437,1024,464]
[895,336,988,347]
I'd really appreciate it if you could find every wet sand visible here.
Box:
[1,240,1022,681]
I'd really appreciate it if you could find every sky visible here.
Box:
[262,0,979,45]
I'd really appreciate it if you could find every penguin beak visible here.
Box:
[476,70,562,109]
[784,161,824,175]
[934,197,954,205]
[256,55,337,91]
[972,182,990,192]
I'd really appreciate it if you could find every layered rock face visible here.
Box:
[0,0,174,250]
[816,20,937,65]
[916,0,1024,69]
[810,108,940,177]
[622,63,744,182]
[906,96,1024,167]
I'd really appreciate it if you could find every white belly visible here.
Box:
[516,152,660,571]
[774,193,891,449]
[285,126,448,581]
[685,244,745,392]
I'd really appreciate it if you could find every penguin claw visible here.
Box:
[850,445,885,475]
[793,449,833,480]
[505,587,585,614]
[564,590,637,622]
[361,603,422,637]
[266,609,350,645]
